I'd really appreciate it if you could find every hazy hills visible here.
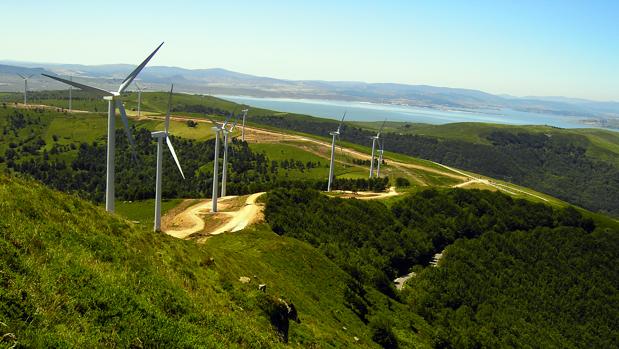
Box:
[1,60,618,121]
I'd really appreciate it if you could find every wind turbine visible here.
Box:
[68,76,72,112]
[152,84,185,231]
[221,112,238,197]
[327,112,346,192]
[17,73,34,105]
[376,137,385,177]
[135,82,146,117]
[42,42,163,212]
[240,108,249,142]
[209,116,227,213]
[369,119,386,178]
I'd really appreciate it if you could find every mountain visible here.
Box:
[1,61,618,121]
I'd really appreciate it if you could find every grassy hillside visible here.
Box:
[1,173,416,347]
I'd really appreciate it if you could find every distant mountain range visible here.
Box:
[1,60,618,123]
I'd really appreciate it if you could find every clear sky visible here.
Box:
[2,0,618,101]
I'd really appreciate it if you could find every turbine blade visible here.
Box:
[27,74,34,79]
[378,119,386,135]
[229,112,240,131]
[134,81,141,91]
[115,99,137,160]
[16,73,25,79]
[337,111,347,132]
[207,117,219,126]
[117,42,164,94]
[165,84,173,133]
[42,74,112,96]
[166,136,185,179]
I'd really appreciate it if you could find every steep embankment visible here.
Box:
[0,174,399,348]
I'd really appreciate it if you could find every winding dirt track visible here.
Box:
[163,192,265,241]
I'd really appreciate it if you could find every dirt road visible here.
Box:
[163,192,265,241]
[331,186,399,200]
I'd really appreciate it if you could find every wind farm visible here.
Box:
[42,42,164,212]
[0,2,618,348]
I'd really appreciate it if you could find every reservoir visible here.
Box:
[218,95,610,130]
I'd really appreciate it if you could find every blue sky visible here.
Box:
[2,0,618,100]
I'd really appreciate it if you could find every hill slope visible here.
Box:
[0,174,402,347]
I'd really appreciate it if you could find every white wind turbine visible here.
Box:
[152,84,185,231]
[68,76,73,112]
[369,119,386,178]
[327,112,346,192]
[17,73,34,106]
[240,108,249,142]
[221,112,239,197]
[376,137,385,177]
[135,82,146,117]
[208,116,228,213]
[42,42,164,212]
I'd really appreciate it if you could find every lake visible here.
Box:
[217,95,604,129]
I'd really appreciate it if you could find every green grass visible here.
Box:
[115,198,184,225]
[43,113,108,146]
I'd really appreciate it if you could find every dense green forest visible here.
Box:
[0,108,387,203]
[246,113,619,217]
[265,187,616,348]
[404,226,618,348]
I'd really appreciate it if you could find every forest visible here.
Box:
[265,187,615,348]
[249,113,619,217]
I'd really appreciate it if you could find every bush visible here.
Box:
[369,315,398,349]
[395,177,410,187]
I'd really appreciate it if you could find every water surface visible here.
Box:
[218,95,603,129]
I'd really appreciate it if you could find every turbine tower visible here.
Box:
[68,76,72,112]
[17,74,34,106]
[376,138,384,177]
[221,112,238,197]
[327,112,346,192]
[135,82,146,117]
[209,117,227,213]
[369,119,386,178]
[240,108,249,142]
[42,42,163,212]
[152,85,185,231]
